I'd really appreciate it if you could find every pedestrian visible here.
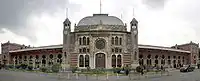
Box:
[197,64,200,69]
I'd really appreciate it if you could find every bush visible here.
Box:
[15,65,21,69]
[20,64,28,69]
[8,65,14,69]
[40,67,48,72]
[113,67,122,73]
[71,66,78,73]
[28,66,33,71]
[51,64,61,73]
[136,66,143,73]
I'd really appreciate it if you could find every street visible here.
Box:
[0,69,200,81]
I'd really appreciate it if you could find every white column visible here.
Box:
[33,58,35,68]
[91,54,94,69]
[13,58,15,68]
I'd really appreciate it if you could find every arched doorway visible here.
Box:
[96,53,105,68]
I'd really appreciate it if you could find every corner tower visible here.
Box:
[63,17,71,69]
[130,18,139,68]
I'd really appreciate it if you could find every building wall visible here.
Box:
[175,42,199,65]
[9,48,62,68]
[72,31,128,69]
[139,48,190,68]
[1,41,29,54]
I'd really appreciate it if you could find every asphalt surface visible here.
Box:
[0,69,200,81]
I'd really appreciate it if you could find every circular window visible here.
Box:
[95,38,106,49]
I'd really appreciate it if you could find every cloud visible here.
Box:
[142,0,168,9]
[0,0,71,42]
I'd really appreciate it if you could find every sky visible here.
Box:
[0,0,200,53]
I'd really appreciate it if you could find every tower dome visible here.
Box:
[77,14,124,26]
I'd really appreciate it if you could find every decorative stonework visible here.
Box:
[95,38,106,49]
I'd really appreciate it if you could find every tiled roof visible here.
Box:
[9,44,191,53]
[138,44,191,53]
[9,44,62,53]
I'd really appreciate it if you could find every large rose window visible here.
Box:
[95,38,106,49]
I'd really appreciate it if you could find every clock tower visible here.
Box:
[63,17,71,70]
[130,18,139,68]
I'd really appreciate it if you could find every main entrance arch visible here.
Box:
[95,53,105,68]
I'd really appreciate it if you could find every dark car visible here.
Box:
[180,65,195,72]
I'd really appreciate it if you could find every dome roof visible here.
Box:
[77,14,124,26]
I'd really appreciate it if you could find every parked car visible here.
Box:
[180,65,195,72]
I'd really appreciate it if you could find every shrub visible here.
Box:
[28,66,33,71]
[40,67,48,72]
[136,66,143,73]
[71,66,78,73]
[15,65,21,69]
[51,64,61,73]
[20,64,28,69]
[113,67,122,73]
[87,66,91,71]
[8,65,14,69]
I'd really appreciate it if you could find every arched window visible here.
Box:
[112,55,116,67]
[182,56,184,59]
[83,48,86,53]
[36,55,39,59]
[29,55,33,59]
[57,54,62,59]
[115,36,118,45]
[139,59,144,65]
[161,60,165,65]
[42,55,46,59]
[87,37,90,45]
[85,55,89,67]
[49,54,53,59]
[83,36,86,45]
[19,55,22,59]
[87,49,90,53]
[42,59,46,64]
[162,55,165,59]
[147,59,152,65]
[155,55,158,59]
[64,52,67,57]
[119,38,122,45]
[147,54,151,59]
[117,55,122,67]
[155,59,158,64]
[173,60,176,64]
[24,56,27,60]
[168,56,170,59]
[168,60,171,64]
[79,55,84,67]
[178,56,180,59]
[79,49,82,53]
[79,38,82,45]
[173,56,176,59]
[112,49,114,52]
[139,55,143,58]
[115,48,118,53]
[111,37,114,45]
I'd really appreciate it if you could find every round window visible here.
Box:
[95,38,106,49]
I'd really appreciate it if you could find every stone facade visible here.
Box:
[0,13,199,69]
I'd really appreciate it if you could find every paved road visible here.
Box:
[0,69,200,81]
